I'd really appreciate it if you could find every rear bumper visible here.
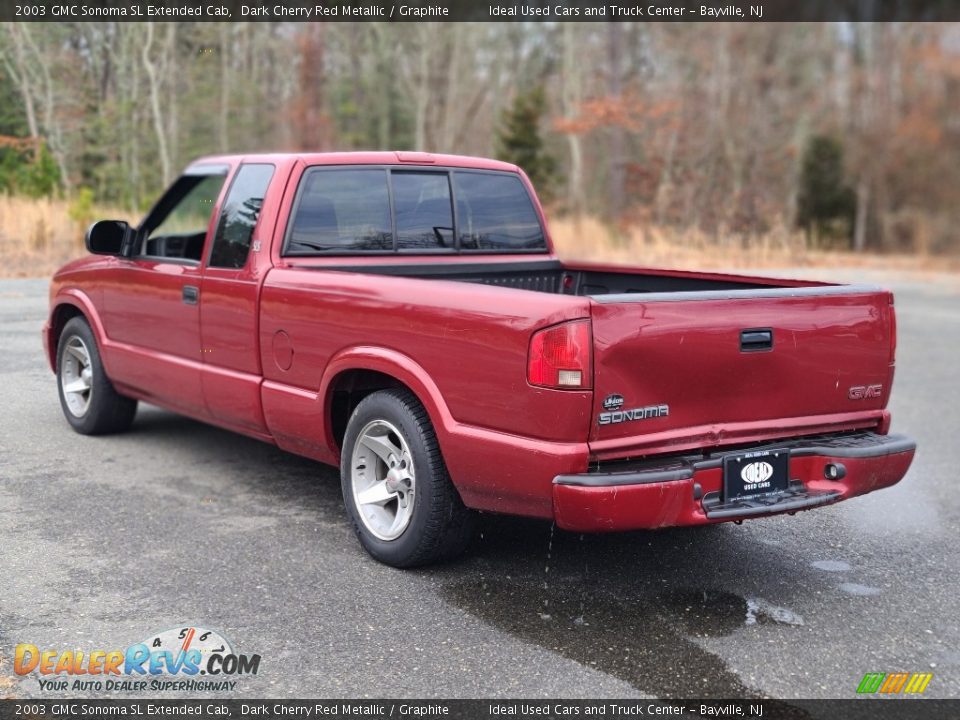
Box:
[552,432,916,532]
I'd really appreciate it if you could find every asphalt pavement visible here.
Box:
[0,269,957,702]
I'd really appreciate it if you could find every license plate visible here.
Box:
[723,449,789,500]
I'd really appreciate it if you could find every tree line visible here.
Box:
[1,21,958,254]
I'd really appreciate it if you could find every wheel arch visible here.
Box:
[46,291,106,372]
[319,347,456,457]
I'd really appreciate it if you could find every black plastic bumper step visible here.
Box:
[702,486,841,519]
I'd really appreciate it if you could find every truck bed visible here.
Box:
[306,257,831,297]
[281,255,894,461]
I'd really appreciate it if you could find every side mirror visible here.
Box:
[85,220,132,256]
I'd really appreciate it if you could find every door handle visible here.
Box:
[740,328,773,352]
[182,285,199,305]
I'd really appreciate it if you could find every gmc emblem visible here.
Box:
[848,384,883,400]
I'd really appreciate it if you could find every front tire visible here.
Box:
[56,316,137,435]
[341,389,477,567]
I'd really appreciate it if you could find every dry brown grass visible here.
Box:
[0,195,135,278]
[2,196,957,278]
[549,216,960,274]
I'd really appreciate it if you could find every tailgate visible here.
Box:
[588,286,895,458]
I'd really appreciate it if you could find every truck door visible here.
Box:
[199,163,277,434]
[100,166,229,416]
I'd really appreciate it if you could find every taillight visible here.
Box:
[527,320,592,389]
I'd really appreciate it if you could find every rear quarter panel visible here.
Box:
[259,268,593,445]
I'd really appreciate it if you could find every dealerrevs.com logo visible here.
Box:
[14,626,261,693]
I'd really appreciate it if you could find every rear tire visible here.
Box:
[341,388,478,567]
[56,316,137,435]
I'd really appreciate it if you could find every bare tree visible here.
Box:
[142,23,171,185]
[560,23,585,217]
[1,24,40,138]
[606,22,625,220]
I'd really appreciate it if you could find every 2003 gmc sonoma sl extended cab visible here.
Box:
[44,152,916,566]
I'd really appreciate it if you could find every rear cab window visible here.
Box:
[283,166,546,255]
[454,172,545,250]
[286,169,392,253]
[393,171,455,251]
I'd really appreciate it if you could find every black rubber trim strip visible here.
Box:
[701,490,841,519]
[294,259,564,276]
[554,466,693,487]
[553,432,915,487]
[590,283,885,303]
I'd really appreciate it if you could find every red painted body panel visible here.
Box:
[588,408,890,461]
[258,268,592,441]
[199,270,266,433]
[100,258,208,416]
[45,152,915,532]
[587,291,894,455]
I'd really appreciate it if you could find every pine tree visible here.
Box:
[495,87,557,202]
[796,135,856,243]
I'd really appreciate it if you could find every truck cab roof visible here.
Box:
[187,151,521,174]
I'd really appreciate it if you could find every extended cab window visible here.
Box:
[392,172,454,250]
[286,169,392,253]
[142,172,227,261]
[209,164,275,269]
[454,172,546,251]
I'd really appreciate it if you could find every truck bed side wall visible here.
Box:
[258,268,594,515]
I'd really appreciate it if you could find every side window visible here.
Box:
[209,164,275,269]
[454,172,546,251]
[143,173,227,261]
[286,169,392,253]
[392,172,454,250]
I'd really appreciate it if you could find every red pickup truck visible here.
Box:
[44,152,916,566]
